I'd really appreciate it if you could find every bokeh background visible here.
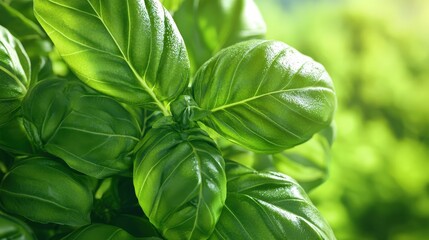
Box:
[254,0,429,239]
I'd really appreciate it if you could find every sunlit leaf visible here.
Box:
[34,0,190,111]
[210,161,336,239]
[160,0,185,13]
[0,25,30,125]
[134,126,226,239]
[192,40,336,153]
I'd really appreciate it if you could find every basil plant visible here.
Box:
[0,0,337,239]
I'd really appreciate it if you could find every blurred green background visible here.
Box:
[255,0,429,239]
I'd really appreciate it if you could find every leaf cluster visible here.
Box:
[0,0,337,239]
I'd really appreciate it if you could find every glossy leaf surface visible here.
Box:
[61,224,139,240]
[210,161,336,240]
[22,78,141,178]
[0,157,93,226]
[174,0,266,74]
[0,25,30,125]
[134,127,226,239]
[192,40,336,153]
[0,212,36,240]
[34,0,190,110]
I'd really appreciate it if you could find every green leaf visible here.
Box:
[61,224,140,240]
[174,0,266,74]
[210,161,336,240]
[273,124,335,191]
[34,0,190,112]
[0,157,94,226]
[0,25,30,125]
[220,124,335,191]
[160,0,185,13]
[0,116,36,155]
[22,78,141,178]
[192,40,336,153]
[0,149,12,178]
[0,2,52,59]
[134,126,226,239]
[0,212,36,240]
[111,214,161,238]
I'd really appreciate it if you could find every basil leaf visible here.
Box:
[160,0,185,13]
[192,40,336,153]
[134,127,226,239]
[210,161,336,240]
[273,124,335,191]
[22,78,141,178]
[111,214,161,238]
[0,157,94,226]
[62,224,140,240]
[0,25,30,126]
[0,2,51,59]
[220,124,335,191]
[34,0,190,111]
[174,0,266,74]
[0,150,12,178]
[0,117,36,155]
[0,212,36,240]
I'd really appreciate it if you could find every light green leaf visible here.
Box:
[134,126,226,239]
[273,124,335,191]
[210,161,336,240]
[160,0,185,13]
[22,78,141,178]
[61,224,140,240]
[192,40,336,153]
[220,124,335,191]
[34,0,190,112]
[0,212,36,240]
[0,157,94,226]
[174,0,266,74]
[0,25,30,125]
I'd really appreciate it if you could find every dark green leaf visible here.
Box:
[192,40,336,153]
[0,149,12,177]
[0,25,30,125]
[22,78,141,178]
[8,0,37,23]
[61,224,139,240]
[0,117,37,155]
[174,0,266,73]
[34,0,190,112]
[134,127,226,239]
[0,212,36,240]
[0,2,52,59]
[111,214,161,238]
[210,161,336,240]
[0,157,94,226]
